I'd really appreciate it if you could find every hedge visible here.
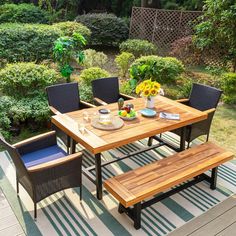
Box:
[52,21,91,40]
[76,13,129,46]
[0,3,49,24]
[0,23,61,62]
[0,62,61,98]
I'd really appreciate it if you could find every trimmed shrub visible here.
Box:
[220,73,236,104]
[129,55,185,85]
[115,52,135,78]
[52,21,91,39]
[79,67,110,102]
[82,49,108,69]
[76,13,129,46]
[0,3,49,24]
[0,62,60,98]
[80,67,110,86]
[0,23,61,62]
[120,39,157,57]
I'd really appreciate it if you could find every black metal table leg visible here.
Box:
[95,153,103,200]
[133,203,142,229]
[70,138,76,154]
[180,126,186,151]
[210,167,218,190]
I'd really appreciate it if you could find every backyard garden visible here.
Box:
[0,0,235,154]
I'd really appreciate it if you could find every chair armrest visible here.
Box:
[93,97,108,106]
[49,106,61,115]
[119,93,135,100]
[176,98,189,104]
[28,152,83,172]
[203,108,216,115]
[79,100,96,109]
[13,131,57,155]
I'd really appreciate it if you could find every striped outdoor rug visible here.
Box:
[0,134,235,236]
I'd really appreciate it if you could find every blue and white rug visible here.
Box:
[0,134,235,236]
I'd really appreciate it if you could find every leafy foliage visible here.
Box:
[220,73,236,105]
[82,49,108,69]
[80,67,110,86]
[194,0,236,71]
[76,13,129,46]
[0,23,61,63]
[170,36,201,65]
[53,32,86,82]
[0,62,60,98]
[129,55,185,88]
[79,67,110,102]
[0,3,49,23]
[52,21,91,39]
[115,52,135,78]
[119,39,157,57]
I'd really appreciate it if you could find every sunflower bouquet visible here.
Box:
[135,80,162,100]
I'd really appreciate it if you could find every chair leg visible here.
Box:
[118,203,124,214]
[187,141,190,149]
[34,203,37,220]
[16,176,19,195]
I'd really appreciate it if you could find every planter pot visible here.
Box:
[145,96,155,109]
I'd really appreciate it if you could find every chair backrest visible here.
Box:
[92,77,120,104]
[46,82,80,113]
[0,137,29,179]
[188,83,222,111]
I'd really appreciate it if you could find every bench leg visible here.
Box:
[210,167,218,190]
[133,203,141,230]
[147,137,153,146]
[118,203,124,214]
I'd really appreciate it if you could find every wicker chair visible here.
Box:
[148,83,223,149]
[91,77,134,105]
[46,82,95,153]
[0,131,83,219]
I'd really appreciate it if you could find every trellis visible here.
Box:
[129,7,202,56]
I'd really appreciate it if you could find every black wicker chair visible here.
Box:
[46,82,95,153]
[149,83,223,149]
[91,77,134,105]
[0,131,82,219]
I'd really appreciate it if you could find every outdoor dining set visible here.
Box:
[0,77,234,229]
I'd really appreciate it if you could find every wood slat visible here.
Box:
[52,96,207,154]
[104,142,234,207]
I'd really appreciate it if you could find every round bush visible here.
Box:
[0,23,61,62]
[129,55,185,84]
[80,67,110,86]
[52,21,91,40]
[220,72,236,104]
[0,62,60,98]
[79,67,110,102]
[76,13,129,46]
[0,3,49,24]
[120,39,157,57]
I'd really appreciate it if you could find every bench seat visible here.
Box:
[104,142,234,229]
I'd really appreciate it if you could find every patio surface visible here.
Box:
[0,188,25,236]
[1,186,235,236]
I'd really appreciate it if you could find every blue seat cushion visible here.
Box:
[22,145,67,168]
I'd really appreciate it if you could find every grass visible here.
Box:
[210,104,236,154]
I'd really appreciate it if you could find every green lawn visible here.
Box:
[210,104,236,154]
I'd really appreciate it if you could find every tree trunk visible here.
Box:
[141,0,161,9]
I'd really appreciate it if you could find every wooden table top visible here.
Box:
[51,96,208,154]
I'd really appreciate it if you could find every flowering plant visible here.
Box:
[135,79,162,99]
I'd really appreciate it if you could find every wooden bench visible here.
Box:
[104,142,234,229]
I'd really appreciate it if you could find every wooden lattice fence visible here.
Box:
[130,7,202,56]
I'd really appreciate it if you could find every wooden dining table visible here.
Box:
[51,96,208,200]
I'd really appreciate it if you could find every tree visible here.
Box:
[194,0,236,71]
[141,0,161,8]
